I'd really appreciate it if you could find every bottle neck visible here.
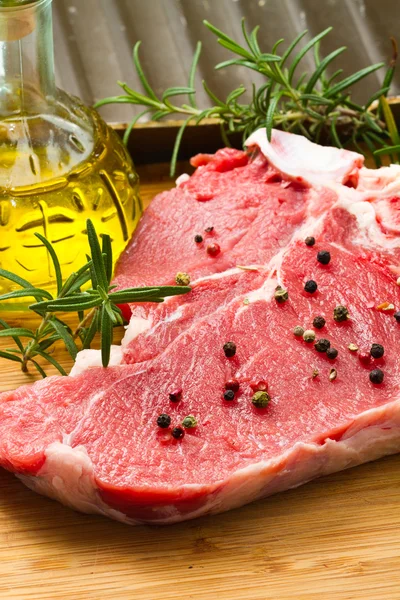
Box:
[0,0,55,117]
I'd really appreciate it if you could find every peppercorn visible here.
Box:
[175,272,190,286]
[205,226,214,233]
[304,280,318,294]
[305,236,315,247]
[252,391,270,408]
[157,414,171,429]
[169,389,182,403]
[314,338,331,353]
[326,347,338,359]
[348,343,359,352]
[395,311,400,322]
[171,426,185,439]
[359,352,371,365]
[293,325,305,337]
[182,415,197,429]
[312,369,319,379]
[329,368,337,381]
[303,329,316,343]
[333,305,349,322]
[313,315,326,329]
[370,343,384,358]
[194,234,203,243]
[317,250,331,265]
[225,379,239,393]
[223,390,235,401]
[207,243,220,257]
[274,285,289,303]
[223,341,236,358]
[250,380,268,392]
[369,368,384,384]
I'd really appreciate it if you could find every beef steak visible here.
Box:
[1,129,400,525]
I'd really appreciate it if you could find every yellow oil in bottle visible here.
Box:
[0,106,141,300]
[0,0,142,305]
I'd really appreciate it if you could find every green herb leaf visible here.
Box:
[34,233,62,296]
[0,328,36,339]
[49,319,79,360]
[100,306,113,367]
[288,28,333,84]
[0,350,23,363]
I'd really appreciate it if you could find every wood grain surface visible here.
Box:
[1,167,400,600]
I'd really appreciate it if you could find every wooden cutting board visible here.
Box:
[1,166,400,600]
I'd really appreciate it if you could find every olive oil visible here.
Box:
[0,106,141,298]
[0,0,141,303]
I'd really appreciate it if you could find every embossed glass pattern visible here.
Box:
[0,0,141,301]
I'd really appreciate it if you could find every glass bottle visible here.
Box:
[0,0,141,303]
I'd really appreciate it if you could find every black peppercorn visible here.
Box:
[223,390,235,401]
[171,426,185,439]
[333,305,349,322]
[305,236,315,246]
[314,338,331,353]
[394,311,400,323]
[304,280,318,294]
[369,368,384,384]
[223,341,236,358]
[326,347,338,359]
[317,250,331,265]
[157,414,171,429]
[205,226,214,233]
[313,315,326,329]
[370,343,384,359]
[194,234,203,243]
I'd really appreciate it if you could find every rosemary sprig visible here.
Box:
[0,220,190,376]
[96,20,397,176]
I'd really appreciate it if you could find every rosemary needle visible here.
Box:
[96,20,397,176]
[0,219,190,376]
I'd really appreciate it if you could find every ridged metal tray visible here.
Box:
[53,0,400,163]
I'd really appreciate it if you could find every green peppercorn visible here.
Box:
[293,325,305,337]
[333,305,349,322]
[303,329,316,343]
[182,415,198,429]
[175,272,190,286]
[252,391,270,408]
[274,285,288,303]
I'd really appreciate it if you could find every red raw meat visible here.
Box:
[1,129,400,525]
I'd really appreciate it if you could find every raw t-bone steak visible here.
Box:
[1,129,400,525]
